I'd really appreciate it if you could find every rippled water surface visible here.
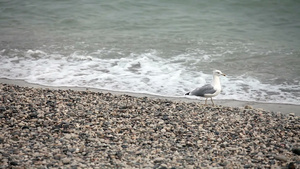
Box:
[1,0,299,104]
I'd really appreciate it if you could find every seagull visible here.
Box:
[185,70,226,106]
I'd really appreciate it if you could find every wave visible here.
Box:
[1,48,299,105]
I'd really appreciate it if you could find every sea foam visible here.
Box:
[0,49,299,105]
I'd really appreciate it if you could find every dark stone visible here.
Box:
[201,162,207,167]
[220,144,226,148]
[116,151,122,159]
[176,106,183,111]
[47,163,54,168]
[244,164,253,168]
[269,160,276,165]
[62,122,70,129]
[119,106,128,109]
[69,148,76,153]
[62,130,70,133]
[54,155,61,160]
[29,112,38,118]
[71,165,79,169]
[170,147,177,151]
[66,103,73,106]
[10,161,18,166]
[288,162,296,169]
[11,136,19,141]
[162,115,169,121]
[219,161,228,166]
[121,145,128,149]
[46,100,56,107]
[0,106,6,112]
[159,167,168,169]
[12,109,19,113]
[52,129,60,133]
[22,125,30,130]
[292,148,300,155]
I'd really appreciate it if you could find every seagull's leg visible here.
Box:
[211,98,214,106]
[205,98,207,105]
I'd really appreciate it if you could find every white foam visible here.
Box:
[0,49,299,105]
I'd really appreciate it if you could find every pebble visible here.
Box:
[244,105,253,109]
[288,162,296,169]
[62,158,72,164]
[0,83,299,168]
[154,157,165,163]
[274,155,288,162]
[292,148,300,155]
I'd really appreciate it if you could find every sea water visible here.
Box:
[0,0,299,104]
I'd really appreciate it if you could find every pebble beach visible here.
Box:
[0,83,299,168]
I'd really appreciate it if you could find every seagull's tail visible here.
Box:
[185,92,190,95]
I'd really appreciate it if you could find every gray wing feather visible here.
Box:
[190,84,216,97]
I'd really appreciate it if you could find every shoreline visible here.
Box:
[0,78,299,116]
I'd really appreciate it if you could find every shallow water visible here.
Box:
[0,0,299,104]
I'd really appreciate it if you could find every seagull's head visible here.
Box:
[213,70,226,76]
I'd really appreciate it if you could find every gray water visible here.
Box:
[1,0,300,104]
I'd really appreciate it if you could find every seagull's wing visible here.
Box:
[190,84,216,97]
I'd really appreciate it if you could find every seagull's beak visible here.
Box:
[222,73,226,76]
